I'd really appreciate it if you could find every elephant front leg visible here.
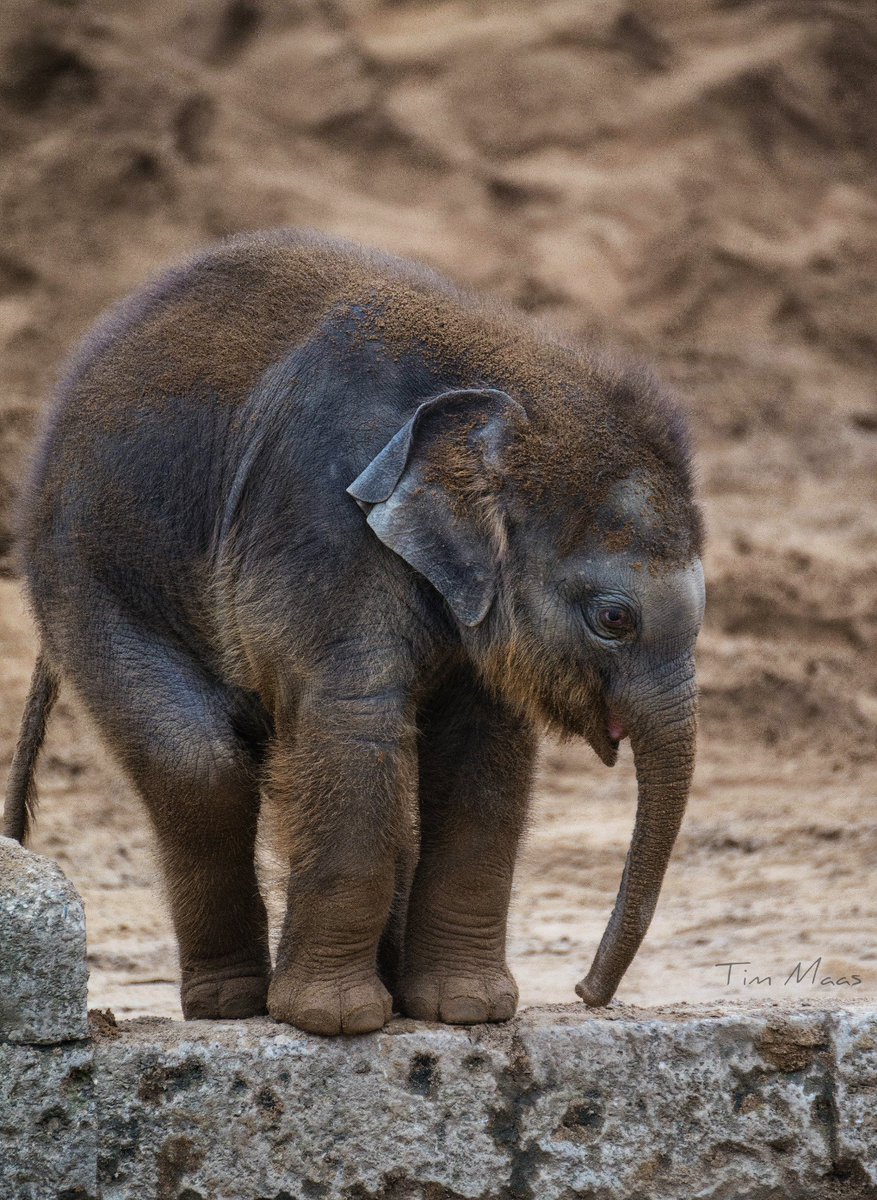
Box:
[267,688,416,1036]
[400,676,536,1024]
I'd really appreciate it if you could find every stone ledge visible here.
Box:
[0,835,88,1044]
[2,1001,876,1200]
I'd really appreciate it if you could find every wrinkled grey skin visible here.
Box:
[5,231,705,1032]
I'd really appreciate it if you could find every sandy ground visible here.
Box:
[0,0,875,1019]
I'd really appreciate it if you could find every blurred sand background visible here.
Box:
[0,0,874,1018]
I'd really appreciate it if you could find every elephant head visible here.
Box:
[348,382,705,1006]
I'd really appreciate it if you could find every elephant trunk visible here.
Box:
[576,657,697,1007]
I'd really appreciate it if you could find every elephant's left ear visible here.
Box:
[347,388,528,626]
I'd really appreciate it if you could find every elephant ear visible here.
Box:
[347,388,528,626]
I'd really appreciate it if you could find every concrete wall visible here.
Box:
[2,837,876,1200]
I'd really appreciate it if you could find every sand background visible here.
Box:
[0,0,874,1019]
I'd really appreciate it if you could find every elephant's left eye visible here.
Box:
[593,604,635,637]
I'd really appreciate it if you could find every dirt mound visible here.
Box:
[0,0,874,1014]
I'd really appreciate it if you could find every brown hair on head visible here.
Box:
[355,277,703,568]
[499,350,704,567]
[596,354,704,563]
[598,356,698,496]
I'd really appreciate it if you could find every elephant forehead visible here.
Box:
[624,557,705,641]
[573,470,698,571]
[597,474,672,536]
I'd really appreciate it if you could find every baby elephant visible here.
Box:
[4,230,704,1035]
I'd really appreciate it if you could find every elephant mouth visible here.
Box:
[587,705,628,768]
[607,712,629,743]
[530,672,625,766]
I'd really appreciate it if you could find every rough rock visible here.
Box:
[95,1017,512,1200]
[0,1040,97,1200]
[96,1005,877,1199]
[0,834,88,1044]
[833,1008,877,1190]
[518,1007,839,1198]
[0,843,875,1200]
[3,1004,871,1200]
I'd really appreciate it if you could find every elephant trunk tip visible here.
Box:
[575,973,616,1008]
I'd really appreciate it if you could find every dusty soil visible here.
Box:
[0,0,875,1018]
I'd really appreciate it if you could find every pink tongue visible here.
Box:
[607,716,628,742]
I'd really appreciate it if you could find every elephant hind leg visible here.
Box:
[147,755,270,1021]
[67,613,271,1019]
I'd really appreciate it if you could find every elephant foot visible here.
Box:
[267,969,392,1036]
[398,967,518,1024]
[181,968,269,1020]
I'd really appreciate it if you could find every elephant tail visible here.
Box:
[3,652,60,844]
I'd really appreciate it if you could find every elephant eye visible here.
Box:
[593,603,635,638]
